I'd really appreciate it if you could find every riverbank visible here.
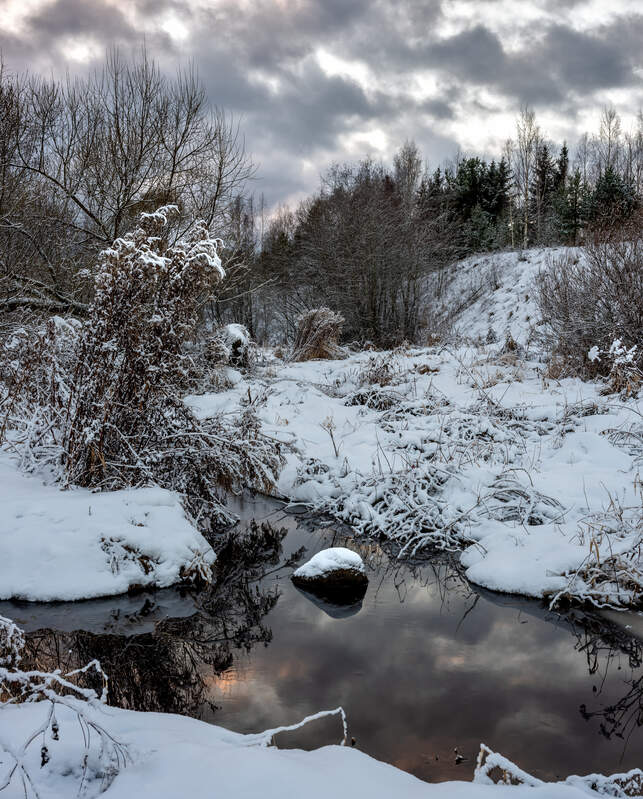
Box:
[2,701,640,799]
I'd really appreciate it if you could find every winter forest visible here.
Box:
[0,22,642,799]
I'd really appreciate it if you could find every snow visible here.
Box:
[187,246,642,608]
[222,323,250,346]
[0,451,215,602]
[0,245,641,796]
[438,246,575,347]
[0,702,619,799]
[1,245,640,607]
[293,547,365,579]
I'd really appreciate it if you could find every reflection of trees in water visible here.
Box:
[23,521,302,718]
[581,675,643,744]
[568,609,643,744]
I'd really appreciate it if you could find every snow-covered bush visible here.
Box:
[221,323,254,368]
[0,316,82,472]
[588,339,641,396]
[297,462,461,556]
[536,230,643,379]
[0,615,128,796]
[356,350,402,387]
[548,494,643,610]
[0,207,284,527]
[290,307,345,361]
[204,323,254,369]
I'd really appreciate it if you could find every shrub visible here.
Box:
[290,307,345,361]
[535,222,643,379]
[221,323,253,368]
[0,207,283,527]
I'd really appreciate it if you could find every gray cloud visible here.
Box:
[1,0,641,207]
[427,24,507,83]
[27,0,134,40]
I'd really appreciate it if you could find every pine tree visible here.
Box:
[485,157,511,221]
[591,166,637,227]
[530,142,556,243]
[555,168,588,245]
[554,143,569,192]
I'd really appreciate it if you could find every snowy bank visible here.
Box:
[187,247,642,609]
[0,452,215,601]
[0,702,634,799]
[438,246,577,348]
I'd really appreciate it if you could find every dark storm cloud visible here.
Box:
[543,26,631,91]
[201,0,374,73]
[1,0,641,206]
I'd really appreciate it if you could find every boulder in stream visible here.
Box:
[291,547,368,603]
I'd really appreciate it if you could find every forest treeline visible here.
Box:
[0,52,641,347]
[229,107,642,345]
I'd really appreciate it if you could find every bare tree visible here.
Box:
[512,106,540,248]
[0,49,253,319]
[597,105,623,174]
[624,110,643,197]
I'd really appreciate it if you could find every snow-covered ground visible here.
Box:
[1,702,639,799]
[436,246,575,348]
[0,452,215,601]
[187,247,642,608]
[0,246,639,608]
[0,246,641,798]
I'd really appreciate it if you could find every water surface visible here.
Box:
[4,494,642,783]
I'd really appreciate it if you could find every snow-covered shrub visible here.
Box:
[221,323,253,368]
[536,230,643,379]
[344,387,400,411]
[475,744,542,787]
[548,494,643,610]
[588,339,641,396]
[0,316,82,472]
[356,350,402,387]
[479,475,564,526]
[0,615,128,796]
[205,333,231,365]
[290,307,345,361]
[297,462,461,556]
[0,207,284,527]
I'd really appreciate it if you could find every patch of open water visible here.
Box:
[3,493,642,783]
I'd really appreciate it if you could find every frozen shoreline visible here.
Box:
[2,702,639,799]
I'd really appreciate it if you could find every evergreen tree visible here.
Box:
[530,142,556,242]
[590,166,637,227]
[555,168,589,245]
[453,157,487,221]
[485,157,511,222]
[554,142,569,192]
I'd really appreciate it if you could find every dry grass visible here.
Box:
[290,307,346,361]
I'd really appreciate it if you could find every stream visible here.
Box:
[3,493,643,784]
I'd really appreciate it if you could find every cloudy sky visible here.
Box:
[2,0,642,208]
